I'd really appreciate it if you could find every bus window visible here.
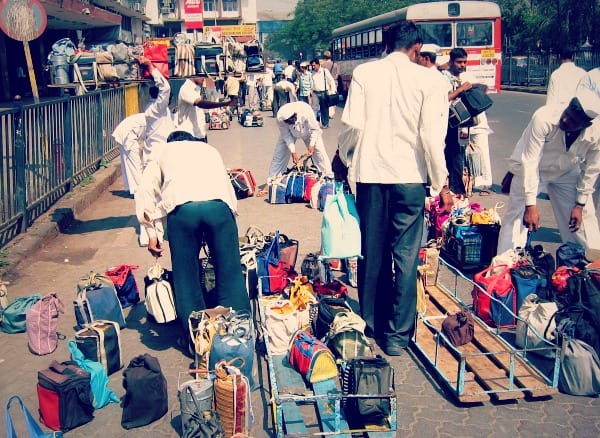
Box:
[456,21,492,47]
[416,22,452,48]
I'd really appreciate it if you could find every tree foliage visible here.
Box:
[265,0,410,60]
[265,0,600,59]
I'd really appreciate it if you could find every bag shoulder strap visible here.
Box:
[6,395,63,438]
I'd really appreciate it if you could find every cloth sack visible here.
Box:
[325,311,373,362]
[321,182,361,259]
[67,340,119,409]
[515,294,558,358]
[181,386,225,438]
[26,293,65,355]
[264,299,300,354]
[105,264,140,308]
[0,293,41,334]
[558,335,600,396]
[121,354,168,429]
[441,309,474,346]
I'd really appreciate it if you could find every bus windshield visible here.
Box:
[417,22,452,48]
[456,21,493,47]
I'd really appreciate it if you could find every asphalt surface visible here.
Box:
[1,94,600,438]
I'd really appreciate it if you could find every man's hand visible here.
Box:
[148,237,164,258]
[291,152,300,164]
[569,205,584,232]
[307,146,315,156]
[459,81,472,93]
[138,56,152,71]
[523,205,540,232]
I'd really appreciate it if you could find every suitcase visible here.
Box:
[73,55,96,82]
[37,361,94,432]
[74,320,123,375]
[74,272,126,329]
[238,109,264,127]
[229,168,257,199]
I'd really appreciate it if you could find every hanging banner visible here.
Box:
[204,25,256,37]
[183,0,203,30]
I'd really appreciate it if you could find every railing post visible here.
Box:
[13,101,27,232]
[526,49,531,86]
[63,98,73,193]
[507,51,512,85]
[96,93,104,163]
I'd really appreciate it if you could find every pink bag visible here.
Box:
[26,293,65,355]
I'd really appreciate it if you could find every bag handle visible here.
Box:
[6,395,63,438]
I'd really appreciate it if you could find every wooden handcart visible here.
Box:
[411,257,559,403]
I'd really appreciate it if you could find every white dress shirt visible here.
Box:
[136,140,238,239]
[311,67,337,94]
[112,113,146,152]
[144,68,174,164]
[339,51,448,195]
[546,62,587,106]
[177,79,207,140]
[508,104,600,206]
[276,101,322,151]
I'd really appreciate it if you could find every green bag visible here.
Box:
[0,293,42,333]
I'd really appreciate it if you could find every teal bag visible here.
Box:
[0,293,42,334]
[321,182,361,259]
[67,340,119,409]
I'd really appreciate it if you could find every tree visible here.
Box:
[265,0,410,60]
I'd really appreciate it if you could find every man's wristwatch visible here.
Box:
[575,202,586,207]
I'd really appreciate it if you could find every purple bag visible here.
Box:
[26,293,65,355]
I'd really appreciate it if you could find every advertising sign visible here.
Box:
[183,0,203,30]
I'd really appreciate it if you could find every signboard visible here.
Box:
[183,0,203,30]
[0,0,47,100]
[204,24,256,38]
[0,0,47,42]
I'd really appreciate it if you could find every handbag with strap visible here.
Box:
[472,264,515,327]
[1,293,42,334]
[321,182,361,259]
[324,70,340,107]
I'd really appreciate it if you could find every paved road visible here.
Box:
[1,93,599,437]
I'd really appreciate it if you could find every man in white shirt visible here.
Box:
[266,101,332,182]
[338,22,448,356]
[136,131,251,347]
[272,78,297,118]
[112,113,146,196]
[283,59,296,82]
[177,77,234,143]
[310,59,337,128]
[112,113,149,246]
[140,56,175,166]
[497,89,600,253]
[546,46,587,106]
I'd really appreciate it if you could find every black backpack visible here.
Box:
[341,356,394,428]
[460,83,493,118]
[121,354,168,429]
[311,296,352,340]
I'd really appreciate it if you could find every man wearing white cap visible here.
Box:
[258,101,332,196]
[497,88,600,253]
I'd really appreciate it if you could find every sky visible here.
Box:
[256,0,298,20]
